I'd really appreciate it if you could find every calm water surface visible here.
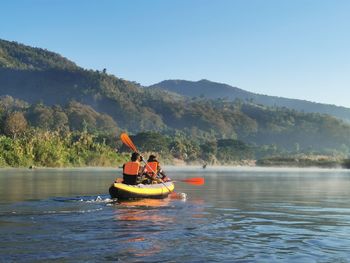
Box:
[1,167,350,262]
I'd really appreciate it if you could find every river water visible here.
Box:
[1,167,350,262]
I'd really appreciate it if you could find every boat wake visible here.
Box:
[0,192,189,217]
[84,195,114,203]
[53,195,113,204]
[169,192,187,201]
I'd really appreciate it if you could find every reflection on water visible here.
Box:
[118,197,171,208]
[112,199,173,259]
[110,194,206,261]
[1,168,350,262]
[115,200,173,222]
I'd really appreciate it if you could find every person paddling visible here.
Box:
[122,152,144,185]
[144,154,169,183]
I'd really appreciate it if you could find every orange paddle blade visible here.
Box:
[180,177,205,186]
[120,132,138,152]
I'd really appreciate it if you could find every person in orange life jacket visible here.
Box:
[122,152,144,185]
[144,154,170,183]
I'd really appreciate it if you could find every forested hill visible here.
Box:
[0,39,160,131]
[150,79,350,122]
[0,39,78,70]
[1,38,350,155]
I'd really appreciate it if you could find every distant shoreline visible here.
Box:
[1,155,349,170]
[0,163,349,171]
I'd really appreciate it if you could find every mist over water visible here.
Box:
[1,168,350,262]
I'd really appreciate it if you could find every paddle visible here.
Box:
[119,132,205,186]
[120,133,138,152]
[179,177,205,186]
[121,132,157,177]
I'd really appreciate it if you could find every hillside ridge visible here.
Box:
[150,79,350,122]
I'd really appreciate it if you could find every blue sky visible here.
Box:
[1,0,350,107]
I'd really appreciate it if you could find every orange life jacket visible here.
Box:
[145,161,158,176]
[123,161,141,176]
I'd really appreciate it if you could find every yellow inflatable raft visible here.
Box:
[109,181,175,199]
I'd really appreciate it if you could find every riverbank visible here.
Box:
[1,130,349,169]
[1,159,349,170]
[0,133,349,170]
[166,155,350,169]
[2,165,350,173]
[257,155,350,169]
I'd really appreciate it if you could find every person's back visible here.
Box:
[123,152,142,185]
[144,155,170,183]
[145,161,158,179]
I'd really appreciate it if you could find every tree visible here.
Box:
[26,104,53,130]
[200,141,217,162]
[67,101,98,131]
[169,135,200,161]
[52,110,69,131]
[0,95,28,112]
[96,114,118,133]
[217,139,253,162]
[4,112,27,138]
[132,132,170,153]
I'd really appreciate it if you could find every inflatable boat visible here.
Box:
[109,181,175,199]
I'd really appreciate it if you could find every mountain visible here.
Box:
[149,79,350,122]
[2,38,350,154]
